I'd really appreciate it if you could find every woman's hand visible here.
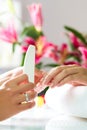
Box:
[0,67,43,86]
[0,74,37,121]
[34,68,44,84]
[0,67,23,86]
[34,68,47,93]
[42,65,87,87]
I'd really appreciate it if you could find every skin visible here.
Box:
[0,67,43,121]
[42,65,87,88]
[34,69,47,93]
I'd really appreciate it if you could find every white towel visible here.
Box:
[45,84,87,118]
[45,84,87,130]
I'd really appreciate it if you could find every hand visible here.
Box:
[42,65,87,87]
[34,68,47,93]
[34,68,44,84]
[0,74,37,121]
[0,67,23,86]
[0,67,40,85]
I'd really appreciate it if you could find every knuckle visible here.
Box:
[6,88,14,96]
[68,75,73,81]
[5,81,11,87]
[23,74,28,80]
[5,82,16,95]
[63,69,68,74]
[30,91,37,99]
[29,82,35,88]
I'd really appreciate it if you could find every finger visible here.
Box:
[35,68,46,84]
[34,72,48,93]
[71,82,83,86]
[11,74,29,85]
[42,65,77,85]
[15,82,35,94]
[35,68,44,76]
[0,77,10,86]
[34,82,47,93]
[12,67,23,77]
[16,90,37,104]
[18,101,35,111]
[50,68,79,87]
[0,67,23,85]
[56,73,79,87]
[0,67,23,79]
[35,71,47,84]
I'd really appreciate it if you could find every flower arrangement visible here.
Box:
[0,1,59,68]
[0,1,87,69]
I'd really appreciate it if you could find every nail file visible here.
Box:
[23,45,35,83]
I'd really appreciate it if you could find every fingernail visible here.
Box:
[42,80,48,86]
[42,71,47,76]
[50,83,54,88]
[40,77,46,83]
[57,83,62,87]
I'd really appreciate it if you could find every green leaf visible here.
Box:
[21,25,43,40]
[43,63,59,68]
[67,54,81,62]
[7,0,16,14]
[12,42,19,53]
[64,25,87,45]
[20,53,26,66]
[35,62,43,69]
[12,43,16,53]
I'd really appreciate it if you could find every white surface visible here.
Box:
[45,84,87,118]
[45,115,87,130]
[0,105,57,130]
[23,45,35,83]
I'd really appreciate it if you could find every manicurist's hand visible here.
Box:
[0,73,36,121]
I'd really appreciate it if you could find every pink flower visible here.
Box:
[35,36,59,64]
[24,37,35,45]
[28,3,43,31]
[79,47,87,68]
[69,33,84,48]
[58,43,69,64]
[21,37,35,53]
[64,61,80,66]
[43,43,59,62]
[60,43,68,52]
[0,23,18,44]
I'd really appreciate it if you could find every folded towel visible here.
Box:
[45,84,87,118]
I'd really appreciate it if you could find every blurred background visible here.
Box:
[0,0,87,68]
